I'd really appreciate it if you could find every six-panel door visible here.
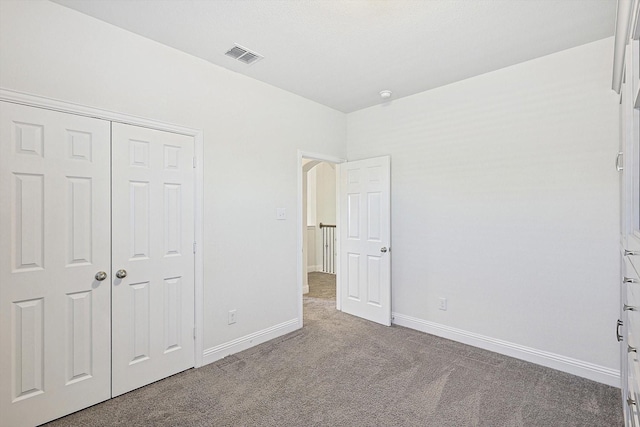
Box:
[0,102,112,427]
[111,123,195,397]
[339,156,391,326]
[0,103,197,426]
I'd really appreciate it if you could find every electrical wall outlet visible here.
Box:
[438,298,447,311]
[228,309,237,324]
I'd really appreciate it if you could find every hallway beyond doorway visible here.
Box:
[307,272,336,300]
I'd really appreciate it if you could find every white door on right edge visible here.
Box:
[340,156,391,326]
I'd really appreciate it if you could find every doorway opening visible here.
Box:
[298,153,392,327]
[305,160,336,300]
[297,152,344,327]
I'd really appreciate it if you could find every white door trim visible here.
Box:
[297,150,345,327]
[0,88,206,368]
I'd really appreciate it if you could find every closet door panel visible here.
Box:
[111,123,195,397]
[0,102,111,427]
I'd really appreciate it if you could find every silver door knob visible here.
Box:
[115,269,127,279]
[624,304,638,312]
[380,247,388,253]
[95,271,107,281]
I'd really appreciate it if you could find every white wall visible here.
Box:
[306,226,317,273]
[315,162,337,227]
[306,167,318,226]
[0,1,346,354]
[312,162,336,270]
[347,38,620,381]
[0,0,621,385]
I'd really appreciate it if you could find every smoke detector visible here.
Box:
[380,90,392,99]
[225,44,264,65]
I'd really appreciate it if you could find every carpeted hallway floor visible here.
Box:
[307,271,336,299]
[46,273,622,426]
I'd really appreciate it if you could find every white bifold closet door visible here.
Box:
[111,123,195,397]
[0,103,196,426]
[0,102,112,427]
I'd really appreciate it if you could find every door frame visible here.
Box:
[297,150,345,327]
[0,88,206,368]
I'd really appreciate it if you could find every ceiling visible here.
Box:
[52,0,617,113]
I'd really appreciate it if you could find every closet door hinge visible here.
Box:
[193,156,197,168]
[193,327,196,340]
[193,242,197,254]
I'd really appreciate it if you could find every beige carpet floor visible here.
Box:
[307,271,336,299]
[45,276,622,426]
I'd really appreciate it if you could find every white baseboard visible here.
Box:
[392,312,620,388]
[202,318,300,366]
[303,284,310,294]
[308,264,321,272]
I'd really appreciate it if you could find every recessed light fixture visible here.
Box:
[380,90,392,99]
[224,44,264,65]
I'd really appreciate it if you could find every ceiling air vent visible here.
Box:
[224,44,263,65]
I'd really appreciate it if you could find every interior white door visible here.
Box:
[111,123,195,396]
[339,156,391,326]
[0,102,111,426]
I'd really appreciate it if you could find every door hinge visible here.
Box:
[193,156,197,168]
[193,242,197,254]
[617,319,624,342]
[616,152,624,172]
